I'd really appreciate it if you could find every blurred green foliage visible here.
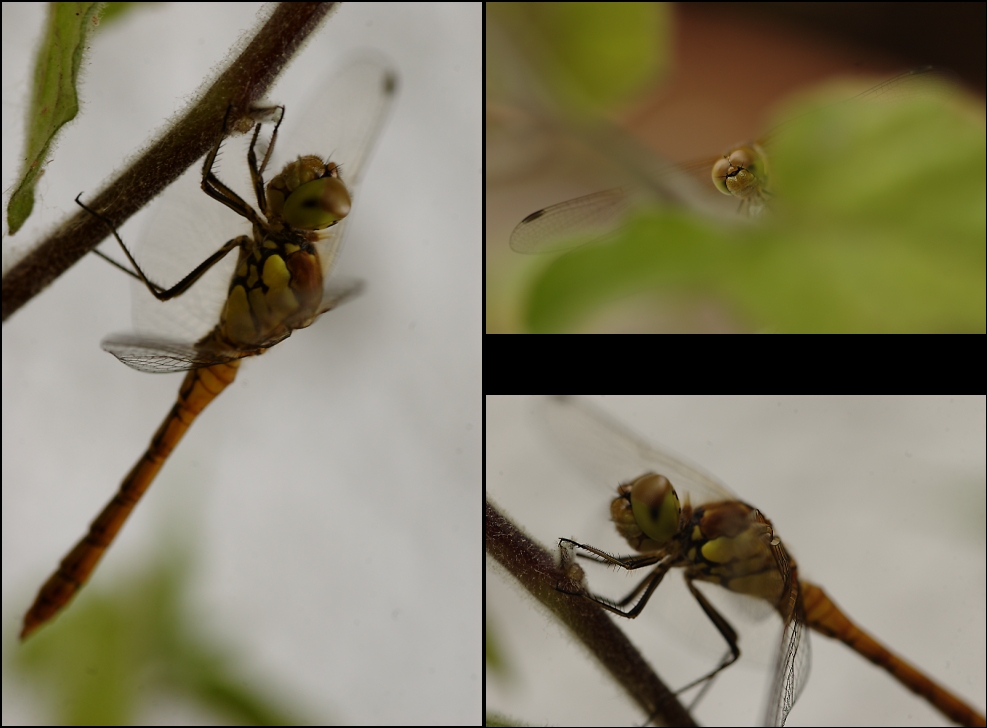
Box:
[14,540,308,725]
[488,2,670,113]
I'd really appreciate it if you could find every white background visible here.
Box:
[488,395,986,726]
[3,3,480,724]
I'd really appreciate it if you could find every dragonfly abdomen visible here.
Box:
[802,581,987,727]
[20,361,240,639]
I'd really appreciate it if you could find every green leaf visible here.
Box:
[490,2,670,113]
[15,534,308,725]
[6,3,102,235]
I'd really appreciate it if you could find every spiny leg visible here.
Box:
[199,105,266,226]
[75,194,242,301]
[246,105,285,210]
[556,538,669,618]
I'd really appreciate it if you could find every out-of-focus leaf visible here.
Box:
[489,2,669,113]
[98,2,142,26]
[15,537,307,725]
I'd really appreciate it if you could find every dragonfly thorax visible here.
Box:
[267,157,352,232]
[684,500,788,606]
[219,236,324,348]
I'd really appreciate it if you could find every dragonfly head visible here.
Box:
[267,157,352,231]
[612,473,682,552]
[711,143,768,201]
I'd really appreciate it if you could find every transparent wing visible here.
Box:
[508,154,728,255]
[762,570,810,727]
[271,53,397,287]
[759,65,959,147]
[763,610,809,727]
[851,65,958,103]
[276,54,397,191]
[314,276,365,314]
[100,333,257,373]
[102,279,364,372]
[128,165,244,344]
[509,188,631,254]
[538,395,737,504]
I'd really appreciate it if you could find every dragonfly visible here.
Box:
[509,66,955,254]
[543,396,985,727]
[20,56,397,640]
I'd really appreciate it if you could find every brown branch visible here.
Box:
[485,498,696,727]
[2,2,337,322]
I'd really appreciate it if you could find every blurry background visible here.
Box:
[487,3,986,333]
[3,3,480,724]
[487,395,986,726]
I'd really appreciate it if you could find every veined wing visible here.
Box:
[100,334,256,373]
[102,277,364,372]
[761,535,810,727]
[756,65,958,148]
[762,596,809,727]
[539,395,738,505]
[277,54,397,201]
[509,153,723,255]
[271,54,398,285]
[509,188,631,254]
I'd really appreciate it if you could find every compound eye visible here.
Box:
[711,145,766,200]
[629,473,681,546]
[728,147,757,169]
[282,176,352,230]
[711,157,733,196]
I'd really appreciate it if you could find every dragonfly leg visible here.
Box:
[558,538,666,571]
[75,194,243,301]
[558,541,741,674]
[246,105,285,209]
[669,575,742,696]
[639,576,744,726]
[199,105,267,227]
[556,538,669,618]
